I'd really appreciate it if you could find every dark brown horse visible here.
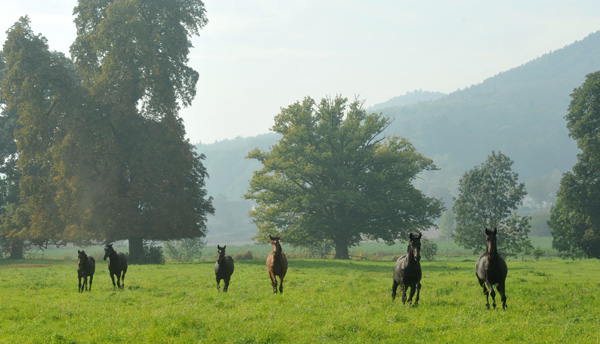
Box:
[392,232,422,305]
[214,245,235,292]
[266,235,288,294]
[77,250,95,293]
[103,243,128,289]
[476,228,508,310]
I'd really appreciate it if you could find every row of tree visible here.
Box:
[0,0,214,261]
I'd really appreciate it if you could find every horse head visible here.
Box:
[484,227,498,256]
[217,245,226,261]
[269,235,282,255]
[78,250,87,267]
[408,232,422,262]
[103,244,115,261]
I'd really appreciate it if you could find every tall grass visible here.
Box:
[0,257,598,343]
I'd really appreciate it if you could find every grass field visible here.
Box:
[0,254,598,343]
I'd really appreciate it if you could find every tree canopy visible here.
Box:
[245,96,443,259]
[453,151,532,255]
[1,0,213,261]
[550,71,600,259]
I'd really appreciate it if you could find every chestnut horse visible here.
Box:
[392,233,422,305]
[266,235,288,294]
[476,228,508,310]
[77,250,95,292]
[214,245,235,292]
[103,243,128,289]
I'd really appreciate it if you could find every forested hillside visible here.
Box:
[196,31,600,242]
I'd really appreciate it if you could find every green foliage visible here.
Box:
[420,237,438,261]
[529,211,552,237]
[232,249,254,260]
[0,259,598,342]
[550,71,600,259]
[129,243,165,265]
[246,96,443,259]
[438,210,455,239]
[164,238,206,262]
[453,151,533,255]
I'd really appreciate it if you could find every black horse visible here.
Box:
[103,243,128,289]
[476,228,508,310]
[77,250,95,293]
[392,232,422,305]
[214,245,235,292]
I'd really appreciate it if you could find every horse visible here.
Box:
[103,243,128,289]
[266,235,288,294]
[214,245,235,292]
[392,232,422,306]
[77,250,95,293]
[476,227,508,310]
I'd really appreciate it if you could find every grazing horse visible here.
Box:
[392,232,422,305]
[266,235,288,294]
[103,243,128,289]
[476,228,508,310]
[77,250,95,293]
[214,245,235,292]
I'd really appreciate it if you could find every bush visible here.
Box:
[128,243,165,265]
[233,250,254,260]
[163,238,205,262]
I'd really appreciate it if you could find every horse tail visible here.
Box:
[118,252,128,273]
[89,256,96,275]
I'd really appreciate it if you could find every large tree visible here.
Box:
[245,96,443,259]
[453,151,532,255]
[69,0,213,260]
[549,71,600,259]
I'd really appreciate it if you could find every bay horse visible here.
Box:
[476,227,508,310]
[77,250,95,292]
[214,245,235,292]
[392,232,422,305]
[266,235,288,294]
[103,243,128,289]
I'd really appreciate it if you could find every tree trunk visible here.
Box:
[128,238,144,264]
[334,237,349,259]
[9,239,24,259]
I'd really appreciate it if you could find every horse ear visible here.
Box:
[223,245,226,249]
[418,233,422,239]
[78,250,81,254]
[276,236,281,240]
[485,228,490,235]
[494,227,498,235]
[269,235,274,240]
[409,233,414,240]
[217,245,221,250]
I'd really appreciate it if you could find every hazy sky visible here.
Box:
[2,1,600,144]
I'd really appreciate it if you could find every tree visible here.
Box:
[549,71,600,259]
[453,151,532,255]
[438,210,455,239]
[245,96,443,259]
[69,0,213,261]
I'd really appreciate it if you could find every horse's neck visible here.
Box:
[109,252,119,264]
[406,245,417,264]
[487,246,500,262]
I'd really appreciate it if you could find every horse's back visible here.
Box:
[225,256,234,274]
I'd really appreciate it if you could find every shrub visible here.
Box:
[163,238,205,262]
[233,250,254,260]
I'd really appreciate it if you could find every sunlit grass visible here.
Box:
[0,258,598,343]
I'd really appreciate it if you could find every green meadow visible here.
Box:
[0,251,598,343]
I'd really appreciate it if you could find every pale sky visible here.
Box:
[2,0,600,144]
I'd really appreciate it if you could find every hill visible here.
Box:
[196,31,600,242]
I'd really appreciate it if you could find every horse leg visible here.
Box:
[216,276,221,291]
[83,276,88,291]
[269,272,278,294]
[89,274,93,292]
[401,285,407,305]
[414,282,421,306]
[497,283,507,310]
[487,281,496,309]
[78,276,83,293]
[407,285,417,305]
[121,271,126,289]
[477,276,490,309]
[392,280,399,300]
[224,276,230,292]
[278,275,284,294]
[110,273,116,288]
